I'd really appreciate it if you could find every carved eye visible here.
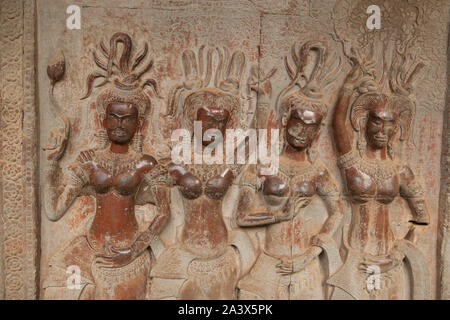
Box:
[371,118,381,126]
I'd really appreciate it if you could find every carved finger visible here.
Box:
[276,266,293,274]
[358,263,373,273]
[277,265,292,270]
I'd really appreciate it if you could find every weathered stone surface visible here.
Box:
[0,0,38,300]
[0,0,449,300]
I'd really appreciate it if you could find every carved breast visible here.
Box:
[91,167,141,196]
[263,162,317,208]
[345,163,399,204]
[291,179,316,198]
[87,152,156,197]
[181,164,237,200]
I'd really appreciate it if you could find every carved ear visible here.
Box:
[137,115,146,131]
[281,112,289,126]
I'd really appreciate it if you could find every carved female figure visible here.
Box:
[236,41,343,300]
[42,33,170,299]
[149,47,264,300]
[329,49,430,299]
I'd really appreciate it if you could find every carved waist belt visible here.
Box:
[91,251,150,283]
[187,248,237,276]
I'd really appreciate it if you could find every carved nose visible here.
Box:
[117,118,125,128]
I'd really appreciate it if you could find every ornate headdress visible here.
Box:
[349,45,424,157]
[277,41,342,122]
[167,46,245,133]
[81,32,160,120]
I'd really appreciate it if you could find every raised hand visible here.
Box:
[343,48,378,92]
[95,244,137,268]
[43,117,70,162]
[276,246,322,274]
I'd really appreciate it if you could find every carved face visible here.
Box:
[195,106,230,146]
[103,102,139,145]
[285,108,323,150]
[365,107,396,149]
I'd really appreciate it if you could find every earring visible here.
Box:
[357,120,367,157]
[387,139,395,160]
[307,131,320,164]
[357,132,366,158]
[95,130,109,150]
[131,133,143,153]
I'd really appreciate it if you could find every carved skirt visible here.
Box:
[237,251,324,300]
[148,245,240,299]
[43,235,151,299]
[327,249,405,300]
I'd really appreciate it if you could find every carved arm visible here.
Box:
[236,168,290,227]
[315,169,344,238]
[43,160,88,221]
[332,63,366,157]
[399,165,430,245]
[132,181,171,255]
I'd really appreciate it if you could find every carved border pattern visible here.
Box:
[0,0,38,300]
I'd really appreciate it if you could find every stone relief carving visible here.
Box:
[329,44,430,299]
[1,0,446,301]
[235,41,344,300]
[148,46,274,300]
[39,31,434,300]
[42,32,170,299]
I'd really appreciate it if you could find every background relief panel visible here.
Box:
[0,0,448,300]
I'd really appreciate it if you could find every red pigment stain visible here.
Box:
[68,196,95,231]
